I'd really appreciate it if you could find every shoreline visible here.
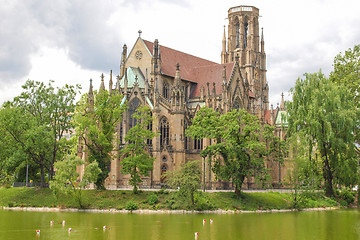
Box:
[0,206,340,214]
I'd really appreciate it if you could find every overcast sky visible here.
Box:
[1,0,359,107]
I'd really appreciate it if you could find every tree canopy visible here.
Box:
[186,107,285,196]
[0,80,80,187]
[287,71,359,197]
[120,105,155,193]
[74,88,126,189]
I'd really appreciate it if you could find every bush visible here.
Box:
[338,187,355,206]
[125,200,138,211]
[194,192,216,211]
[147,194,159,205]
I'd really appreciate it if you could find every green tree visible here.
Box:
[120,105,155,193]
[287,71,359,197]
[0,80,79,187]
[74,89,126,190]
[186,107,284,196]
[165,160,201,206]
[50,154,101,208]
[330,44,360,142]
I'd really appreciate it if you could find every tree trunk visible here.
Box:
[40,165,46,188]
[323,151,334,197]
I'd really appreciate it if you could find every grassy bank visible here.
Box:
[0,187,339,211]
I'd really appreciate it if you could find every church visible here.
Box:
[79,5,288,190]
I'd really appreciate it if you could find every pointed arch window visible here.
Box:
[233,98,241,110]
[235,21,240,48]
[160,117,169,147]
[163,81,169,99]
[244,21,248,49]
[129,98,140,129]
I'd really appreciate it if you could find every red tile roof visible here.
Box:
[190,63,234,97]
[142,39,249,98]
[143,40,217,83]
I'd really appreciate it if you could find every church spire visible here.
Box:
[100,73,105,91]
[174,63,181,86]
[120,44,127,78]
[261,28,265,54]
[280,92,285,110]
[109,70,113,95]
[88,78,94,109]
[221,25,227,64]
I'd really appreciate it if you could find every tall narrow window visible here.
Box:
[184,121,188,150]
[244,22,248,49]
[147,112,153,146]
[235,21,240,48]
[163,81,169,99]
[160,117,169,147]
[129,98,140,129]
[194,138,203,150]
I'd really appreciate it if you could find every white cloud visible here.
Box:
[1,0,359,107]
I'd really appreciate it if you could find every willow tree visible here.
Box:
[74,87,127,190]
[120,105,155,193]
[330,44,360,142]
[287,71,359,197]
[186,107,285,196]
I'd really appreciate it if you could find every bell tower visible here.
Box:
[221,5,268,113]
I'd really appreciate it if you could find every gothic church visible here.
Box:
[80,6,287,189]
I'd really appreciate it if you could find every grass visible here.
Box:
[0,187,339,211]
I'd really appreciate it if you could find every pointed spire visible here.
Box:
[174,63,181,86]
[206,82,210,97]
[88,78,94,108]
[100,73,105,90]
[261,28,265,54]
[280,92,285,110]
[89,78,93,96]
[222,65,227,85]
[120,44,127,78]
[115,75,120,93]
[109,70,113,95]
[222,25,226,52]
[212,82,216,96]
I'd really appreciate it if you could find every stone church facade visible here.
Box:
[79,5,288,189]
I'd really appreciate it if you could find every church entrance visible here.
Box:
[160,164,167,184]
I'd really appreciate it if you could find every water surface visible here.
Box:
[0,209,359,240]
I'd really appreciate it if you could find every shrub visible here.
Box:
[125,200,138,211]
[147,194,159,205]
[338,187,355,206]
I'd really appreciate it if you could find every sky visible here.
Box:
[1,0,360,107]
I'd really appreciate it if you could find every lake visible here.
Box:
[0,209,359,239]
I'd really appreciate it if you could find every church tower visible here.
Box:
[222,5,269,115]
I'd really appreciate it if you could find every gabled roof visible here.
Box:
[143,39,218,83]
[143,39,239,98]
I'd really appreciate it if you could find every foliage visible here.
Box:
[165,160,201,206]
[50,154,101,208]
[147,194,159,205]
[337,187,355,206]
[120,105,155,193]
[330,44,360,109]
[125,200,138,211]
[74,89,126,189]
[287,71,359,197]
[186,107,285,196]
[0,80,80,187]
